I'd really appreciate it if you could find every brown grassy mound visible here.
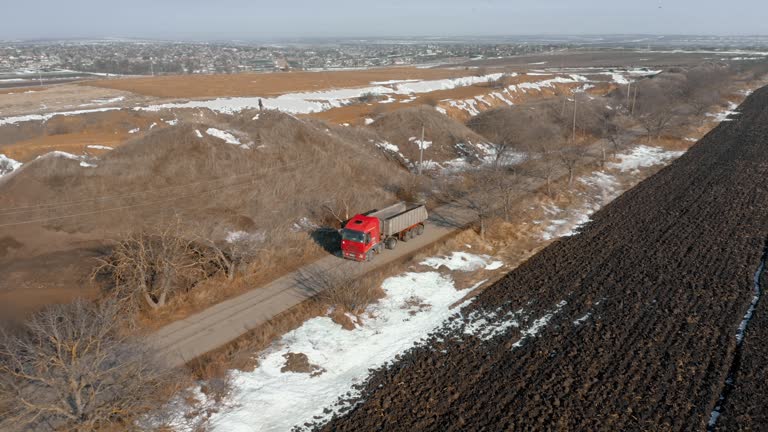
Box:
[0,110,409,316]
[370,105,492,169]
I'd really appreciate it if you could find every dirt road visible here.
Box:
[150,202,477,368]
[319,87,768,431]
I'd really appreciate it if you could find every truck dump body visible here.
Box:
[370,202,428,237]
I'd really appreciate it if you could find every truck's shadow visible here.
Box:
[310,228,342,256]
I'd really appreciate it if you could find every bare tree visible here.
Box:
[558,145,588,186]
[485,166,523,222]
[199,231,265,281]
[92,219,208,319]
[637,105,677,142]
[0,300,173,432]
[527,138,560,198]
[320,197,354,226]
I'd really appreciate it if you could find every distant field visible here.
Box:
[460,49,742,68]
[84,67,480,99]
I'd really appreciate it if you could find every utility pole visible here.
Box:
[38,69,43,86]
[626,81,632,109]
[150,58,155,76]
[572,92,577,143]
[631,84,638,116]
[418,123,425,175]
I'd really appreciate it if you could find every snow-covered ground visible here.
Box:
[137,73,508,116]
[706,101,741,122]
[36,151,99,168]
[168,252,500,432]
[205,128,247,148]
[0,154,22,177]
[0,68,663,126]
[0,107,121,127]
[607,145,685,173]
[539,144,684,241]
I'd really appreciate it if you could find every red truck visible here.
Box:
[341,202,428,262]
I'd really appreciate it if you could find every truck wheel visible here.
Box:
[385,237,397,250]
[366,251,374,262]
[408,229,415,240]
[416,224,424,235]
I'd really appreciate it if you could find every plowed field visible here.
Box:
[319,86,768,431]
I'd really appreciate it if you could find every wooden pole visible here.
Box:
[418,124,425,175]
[572,93,577,143]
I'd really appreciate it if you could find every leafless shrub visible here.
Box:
[474,67,488,77]
[526,138,561,198]
[296,267,383,314]
[370,103,388,118]
[199,231,265,281]
[420,95,439,107]
[558,145,588,187]
[484,166,524,221]
[92,219,210,321]
[0,300,174,432]
[357,92,379,104]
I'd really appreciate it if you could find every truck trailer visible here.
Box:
[341,202,428,262]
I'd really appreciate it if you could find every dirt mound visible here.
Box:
[0,111,408,315]
[319,87,768,430]
[281,352,326,377]
[370,106,493,170]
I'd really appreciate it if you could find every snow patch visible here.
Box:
[206,128,244,147]
[0,154,22,177]
[0,107,121,126]
[420,252,502,272]
[511,300,567,348]
[608,145,684,173]
[225,231,266,244]
[180,270,470,432]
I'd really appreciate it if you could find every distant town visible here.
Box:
[0,39,563,77]
[1,35,767,82]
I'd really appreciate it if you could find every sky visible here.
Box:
[2,0,767,41]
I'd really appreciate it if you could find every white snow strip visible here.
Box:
[607,145,684,173]
[706,101,741,122]
[364,117,374,125]
[176,270,471,432]
[409,136,432,150]
[136,73,509,116]
[0,107,120,126]
[511,300,568,348]
[205,128,242,146]
[462,307,520,341]
[86,145,113,150]
[573,312,592,325]
[225,230,266,244]
[541,171,620,241]
[420,252,502,272]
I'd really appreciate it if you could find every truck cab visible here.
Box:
[341,214,381,261]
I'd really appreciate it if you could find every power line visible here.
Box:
[0,158,316,216]
[0,158,317,228]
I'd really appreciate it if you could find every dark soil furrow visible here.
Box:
[317,85,768,431]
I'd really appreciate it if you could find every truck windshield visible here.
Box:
[341,229,366,243]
